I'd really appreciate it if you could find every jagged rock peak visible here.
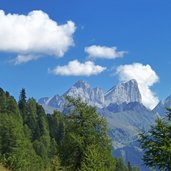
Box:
[164,95,171,104]
[119,79,139,88]
[153,94,171,116]
[73,80,91,89]
[125,79,138,86]
[105,79,142,106]
[39,79,143,111]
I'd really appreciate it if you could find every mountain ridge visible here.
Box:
[39,79,142,111]
[153,94,171,116]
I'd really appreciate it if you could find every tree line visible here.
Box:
[0,88,140,170]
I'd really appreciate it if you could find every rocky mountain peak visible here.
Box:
[164,95,171,105]
[39,79,142,111]
[119,79,139,89]
[73,80,91,89]
[105,79,142,106]
[153,94,171,116]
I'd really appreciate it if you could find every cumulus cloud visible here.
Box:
[0,10,76,63]
[50,60,106,76]
[116,63,159,109]
[85,45,127,59]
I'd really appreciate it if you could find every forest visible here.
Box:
[0,88,140,171]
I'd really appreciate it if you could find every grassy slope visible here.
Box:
[0,165,9,171]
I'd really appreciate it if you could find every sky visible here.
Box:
[0,0,171,109]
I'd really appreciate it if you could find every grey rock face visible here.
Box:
[104,79,142,106]
[153,94,171,117]
[38,97,49,105]
[64,80,105,108]
[39,79,142,112]
[99,102,156,148]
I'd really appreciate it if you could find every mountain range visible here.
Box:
[39,79,142,111]
[38,79,170,171]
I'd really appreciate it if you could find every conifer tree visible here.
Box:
[60,97,116,170]
[0,89,42,171]
[115,158,128,171]
[18,88,27,119]
[128,161,132,171]
[139,108,171,171]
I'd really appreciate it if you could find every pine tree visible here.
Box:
[18,88,27,119]
[0,95,42,171]
[139,108,171,171]
[50,156,64,171]
[128,161,132,171]
[47,111,65,145]
[24,98,37,140]
[0,88,7,113]
[115,158,128,171]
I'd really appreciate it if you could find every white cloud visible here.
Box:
[85,45,127,59]
[50,60,106,76]
[14,55,40,65]
[0,10,76,63]
[116,63,159,109]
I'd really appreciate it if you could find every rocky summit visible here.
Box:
[39,79,142,111]
[104,79,142,106]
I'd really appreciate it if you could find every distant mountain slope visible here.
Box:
[99,102,156,148]
[153,95,171,116]
[98,102,157,171]
[113,141,150,171]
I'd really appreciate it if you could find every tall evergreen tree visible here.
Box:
[115,158,128,171]
[60,97,116,171]
[0,89,42,171]
[0,88,7,113]
[18,88,27,119]
[139,108,171,171]
[47,111,65,145]
[128,161,132,171]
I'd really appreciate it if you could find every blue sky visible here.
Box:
[0,0,171,108]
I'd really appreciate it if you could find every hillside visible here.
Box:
[0,165,9,171]
[0,87,138,171]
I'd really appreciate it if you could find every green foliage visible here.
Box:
[81,144,116,171]
[60,97,116,171]
[50,156,64,171]
[115,158,128,171]
[0,88,134,171]
[24,98,37,139]
[139,108,171,171]
[128,161,132,171]
[47,111,65,145]
[0,89,19,115]
[18,89,27,118]
[0,113,41,171]
[127,161,140,171]
[0,89,44,171]
[132,167,140,171]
